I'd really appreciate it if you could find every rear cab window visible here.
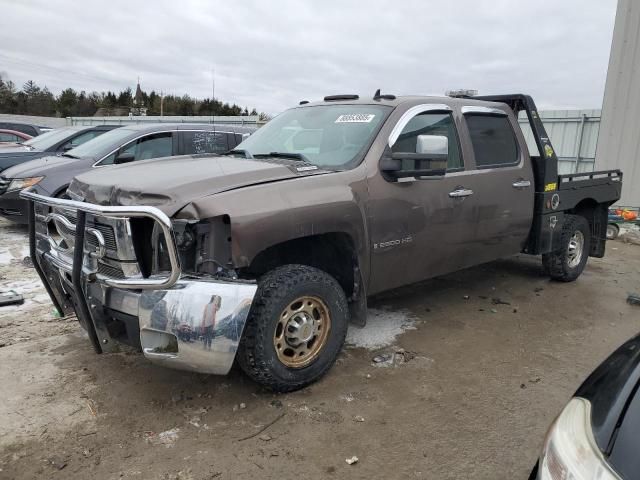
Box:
[463,111,519,168]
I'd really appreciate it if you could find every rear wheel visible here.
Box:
[237,264,349,392]
[542,215,591,282]
[606,223,619,240]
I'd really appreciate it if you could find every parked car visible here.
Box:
[22,92,621,392]
[0,121,50,137]
[531,333,640,479]
[0,129,32,145]
[607,207,640,239]
[0,123,255,223]
[0,125,119,172]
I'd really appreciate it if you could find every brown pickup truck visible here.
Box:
[22,92,622,392]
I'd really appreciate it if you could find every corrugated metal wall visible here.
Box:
[518,110,601,175]
[595,0,640,207]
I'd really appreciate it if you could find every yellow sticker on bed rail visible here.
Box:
[544,183,557,192]
[544,144,554,158]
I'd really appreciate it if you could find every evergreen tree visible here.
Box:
[0,73,264,118]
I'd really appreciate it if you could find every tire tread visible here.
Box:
[237,264,348,392]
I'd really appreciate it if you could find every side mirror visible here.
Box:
[381,134,448,180]
[62,144,74,152]
[114,152,135,164]
[417,134,448,156]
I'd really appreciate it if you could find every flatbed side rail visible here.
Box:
[20,188,181,290]
[558,169,623,190]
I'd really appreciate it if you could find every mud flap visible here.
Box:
[348,268,367,327]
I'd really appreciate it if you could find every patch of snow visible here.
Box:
[346,307,416,350]
[145,428,180,447]
[0,251,11,265]
[0,231,29,265]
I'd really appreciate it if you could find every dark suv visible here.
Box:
[0,121,50,137]
[0,125,119,173]
[0,123,255,223]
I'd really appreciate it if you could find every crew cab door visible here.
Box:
[366,104,481,294]
[458,106,535,263]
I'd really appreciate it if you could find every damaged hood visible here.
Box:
[69,154,324,216]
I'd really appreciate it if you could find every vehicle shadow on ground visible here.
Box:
[370,254,547,307]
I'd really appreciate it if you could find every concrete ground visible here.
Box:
[1,217,639,480]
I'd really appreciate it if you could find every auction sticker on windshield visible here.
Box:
[335,114,376,123]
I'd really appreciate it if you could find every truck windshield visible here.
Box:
[236,104,392,168]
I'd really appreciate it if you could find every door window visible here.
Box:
[392,112,462,170]
[60,130,103,151]
[181,131,229,154]
[0,133,20,143]
[101,132,173,165]
[465,114,519,167]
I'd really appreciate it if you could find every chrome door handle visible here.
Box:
[512,180,531,189]
[448,188,474,198]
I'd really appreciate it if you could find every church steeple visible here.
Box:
[130,77,147,116]
[134,77,144,106]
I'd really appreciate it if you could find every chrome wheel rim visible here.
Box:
[273,296,331,368]
[567,231,585,268]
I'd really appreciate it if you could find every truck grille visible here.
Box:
[97,262,126,279]
[23,189,181,290]
[86,222,117,251]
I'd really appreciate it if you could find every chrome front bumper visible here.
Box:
[20,189,257,375]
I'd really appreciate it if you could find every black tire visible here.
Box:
[606,223,619,240]
[237,264,349,392]
[542,215,591,282]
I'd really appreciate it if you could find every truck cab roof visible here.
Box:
[299,94,512,112]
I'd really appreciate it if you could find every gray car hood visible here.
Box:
[1,154,85,178]
[0,151,53,173]
[69,155,326,217]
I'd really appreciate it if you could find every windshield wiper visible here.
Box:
[227,149,254,159]
[254,152,311,163]
[61,153,79,159]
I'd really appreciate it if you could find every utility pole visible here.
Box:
[160,90,165,117]
[211,67,215,123]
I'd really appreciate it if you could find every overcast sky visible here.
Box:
[0,0,618,114]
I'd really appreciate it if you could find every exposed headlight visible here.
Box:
[538,397,621,480]
[7,176,44,192]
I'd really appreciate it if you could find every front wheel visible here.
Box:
[237,264,349,392]
[542,215,591,282]
[606,223,619,240]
